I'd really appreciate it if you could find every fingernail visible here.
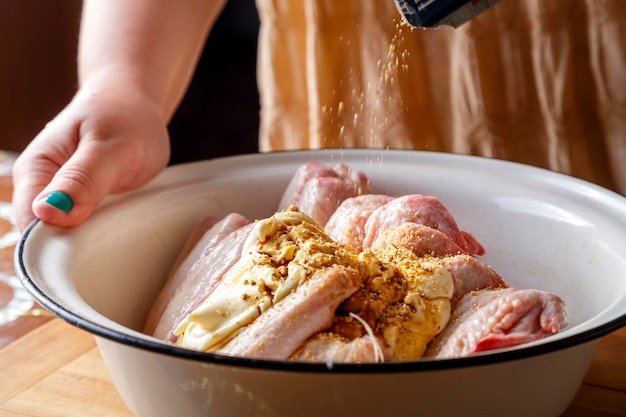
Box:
[43,191,74,213]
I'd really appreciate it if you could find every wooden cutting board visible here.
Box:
[0,319,134,417]
[1,318,626,417]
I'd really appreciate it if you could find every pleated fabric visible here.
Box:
[255,0,626,193]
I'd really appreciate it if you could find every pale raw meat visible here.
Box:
[440,254,507,301]
[150,162,568,363]
[362,195,485,255]
[150,222,254,342]
[291,333,389,363]
[367,232,505,302]
[278,161,371,226]
[167,216,220,277]
[325,194,394,249]
[278,161,337,208]
[144,213,250,336]
[217,265,360,360]
[369,222,467,257]
[424,287,568,359]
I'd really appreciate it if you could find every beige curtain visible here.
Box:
[256,0,626,193]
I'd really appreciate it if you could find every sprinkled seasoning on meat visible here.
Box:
[147,162,568,363]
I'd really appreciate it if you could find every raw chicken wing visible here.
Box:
[144,213,249,336]
[362,194,485,255]
[150,221,253,342]
[278,161,370,226]
[218,265,360,360]
[325,194,394,249]
[424,287,568,358]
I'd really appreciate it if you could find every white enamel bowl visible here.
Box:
[16,150,626,417]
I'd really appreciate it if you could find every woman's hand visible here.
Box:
[12,0,227,231]
[12,85,171,231]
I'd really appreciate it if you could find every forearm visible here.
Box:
[78,0,227,122]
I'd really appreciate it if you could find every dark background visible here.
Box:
[168,0,261,165]
[0,0,261,164]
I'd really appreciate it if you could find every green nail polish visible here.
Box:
[44,191,74,213]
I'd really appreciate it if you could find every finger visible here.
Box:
[30,139,142,228]
[12,163,57,231]
[12,140,72,231]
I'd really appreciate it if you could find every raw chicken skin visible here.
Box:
[368,222,466,257]
[144,213,249,336]
[218,266,360,360]
[149,161,568,363]
[424,287,568,359]
[325,194,395,249]
[174,207,369,352]
[172,207,455,361]
[278,161,337,208]
[362,194,485,255]
[440,255,507,302]
[151,222,254,342]
[291,333,388,363]
[278,161,371,227]
[368,223,506,300]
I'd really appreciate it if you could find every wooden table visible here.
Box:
[1,152,626,416]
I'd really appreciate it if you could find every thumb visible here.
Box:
[31,165,102,229]
[12,151,66,231]
[21,149,115,229]
[29,140,161,228]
